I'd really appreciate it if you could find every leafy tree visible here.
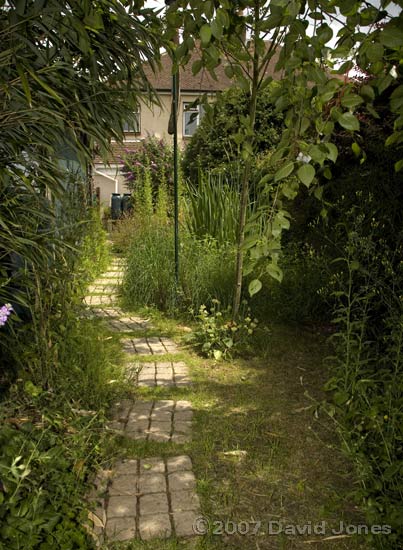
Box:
[165,0,403,317]
[182,87,283,182]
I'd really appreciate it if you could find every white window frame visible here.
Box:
[123,109,141,134]
[183,102,204,137]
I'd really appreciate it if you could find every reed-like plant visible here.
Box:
[185,166,242,245]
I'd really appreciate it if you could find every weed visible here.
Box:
[188,300,257,360]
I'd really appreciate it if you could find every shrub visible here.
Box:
[325,206,403,548]
[189,300,257,360]
[182,87,283,183]
[110,214,137,254]
[0,382,109,550]
[249,243,330,325]
[120,136,173,200]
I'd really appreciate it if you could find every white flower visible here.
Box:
[297,152,312,164]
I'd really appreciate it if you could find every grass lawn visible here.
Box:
[101,309,368,550]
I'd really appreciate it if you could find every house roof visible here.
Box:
[143,46,282,92]
[143,50,231,92]
[93,142,140,166]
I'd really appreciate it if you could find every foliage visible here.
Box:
[182,87,283,182]
[122,218,235,314]
[0,0,162,205]
[0,0,162,384]
[120,136,174,200]
[110,214,137,254]
[0,178,110,390]
[189,299,257,360]
[0,387,106,549]
[78,208,110,289]
[325,209,403,548]
[166,0,403,316]
[185,167,241,245]
[249,243,330,324]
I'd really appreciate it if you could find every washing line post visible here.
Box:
[165,0,180,290]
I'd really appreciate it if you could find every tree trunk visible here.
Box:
[232,3,260,319]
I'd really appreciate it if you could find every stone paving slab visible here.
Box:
[133,361,191,387]
[92,278,121,285]
[108,317,151,332]
[90,456,200,542]
[88,284,119,294]
[121,337,178,355]
[99,271,125,279]
[108,399,193,443]
[84,294,118,306]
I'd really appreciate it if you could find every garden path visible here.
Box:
[84,257,200,544]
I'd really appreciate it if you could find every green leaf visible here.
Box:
[248,279,262,297]
[352,142,361,156]
[192,59,203,76]
[338,112,360,132]
[200,24,212,45]
[365,42,384,63]
[211,19,223,39]
[326,143,338,163]
[395,159,403,172]
[274,161,294,181]
[16,64,32,108]
[267,263,283,282]
[213,349,223,360]
[360,84,375,102]
[341,94,364,109]
[380,24,403,49]
[334,391,349,405]
[390,85,403,113]
[297,163,315,187]
[25,67,64,104]
[314,186,324,200]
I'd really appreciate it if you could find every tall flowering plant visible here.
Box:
[0,304,12,327]
[120,136,173,196]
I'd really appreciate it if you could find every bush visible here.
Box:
[122,218,235,314]
[120,136,173,201]
[325,208,403,548]
[0,382,109,549]
[0,190,123,548]
[249,243,330,325]
[182,87,283,183]
[189,300,257,360]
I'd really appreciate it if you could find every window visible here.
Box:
[183,102,204,137]
[123,110,140,134]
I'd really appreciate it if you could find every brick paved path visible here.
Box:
[90,456,200,543]
[135,361,191,387]
[84,258,200,543]
[121,336,178,355]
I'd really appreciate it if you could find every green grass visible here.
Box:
[99,304,370,550]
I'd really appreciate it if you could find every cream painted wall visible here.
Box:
[93,165,126,206]
[138,92,212,142]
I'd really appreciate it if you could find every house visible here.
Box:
[93,48,281,205]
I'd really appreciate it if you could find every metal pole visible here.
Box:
[165,0,180,291]
[172,71,179,288]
